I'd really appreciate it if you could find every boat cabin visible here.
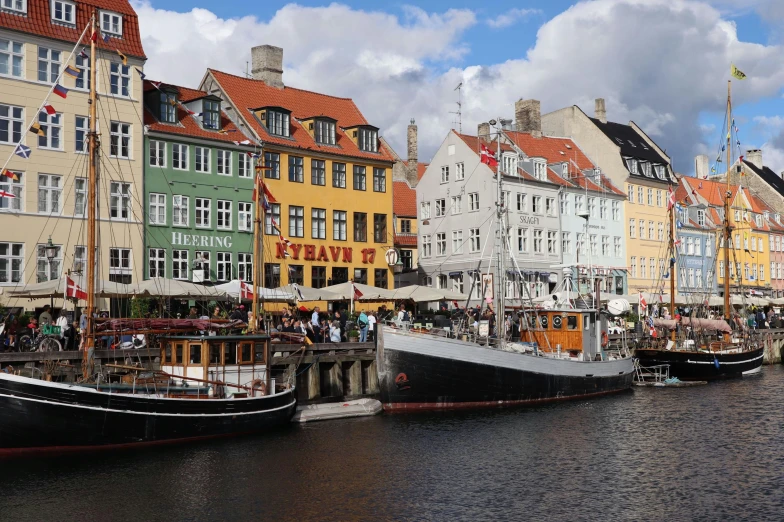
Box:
[160,334,272,395]
[519,309,600,358]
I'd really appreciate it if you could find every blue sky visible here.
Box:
[137,0,784,174]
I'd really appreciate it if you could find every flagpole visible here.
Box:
[251,152,263,333]
[723,80,732,331]
[83,12,98,381]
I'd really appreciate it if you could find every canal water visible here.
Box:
[2,366,784,521]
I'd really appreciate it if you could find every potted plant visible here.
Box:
[348,328,360,343]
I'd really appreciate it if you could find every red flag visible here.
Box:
[666,186,676,210]
[240,280,254,299]
[90,30,98,42]
[262,182,277,203]
[639,292,647,312]
[353,283,364,300]
[66,276,88,300]
[43,104,57,115]
[480,144,498,167]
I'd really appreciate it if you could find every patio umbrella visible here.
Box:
[215,280,295,302]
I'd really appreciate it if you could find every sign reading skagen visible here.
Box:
[171,232,233,249]
[519,215,540,225]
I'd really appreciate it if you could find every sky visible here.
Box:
[133,0,784,176]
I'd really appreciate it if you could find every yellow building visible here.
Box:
[197,45,395,292]
[0,1,145,313]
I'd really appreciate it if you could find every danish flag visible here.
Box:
[352,282,363,300]
[666,185,676,210]
[240,280,254,299]
[66,276,88,300]
[639,292,648,313]
[480,144,498,167]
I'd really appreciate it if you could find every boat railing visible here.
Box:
[633,360,670,383]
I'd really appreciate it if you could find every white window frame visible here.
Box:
[518,228,529,253]
[51,0,75,24]
[421,234,431,258]
[217,200,232,230]
[38,111,62,150]
[0,242,23,284]
[37,242,62,282]
[0,103,24,144]
[74,177,86,217]
[217,149,232,176]
[238,153,251,179]
[195,146,211,173]
[533,229,543,254]
[37,46,60,84]
[75,115,89,153]
[195,198,211,228]
[238,202,252,232]
[0,171,23,211]
[172,249,188,280]
[110,181,131,220]
[436,232,446,256]
[149,140,166,167]
[37,174,62,215]
[614,237,621,257]
[434,198,446,217]
[451,195,462,215]
[469,193,479,211]
[172,144,189,170]
[440,165,449,183]
[109,121,131,158]
[0,38,24,79]
[216,252,232,282]
[420,201,431,220]
[238,253,252,282]
[109,247,131,276]
[149,193,166,225]
[452,230,463,254]
[172,195,189,227]
[469,228,480,253]
[101,11,123,36]
[455,162,465,180]
[148,248,165,278]
[109,62,130,97]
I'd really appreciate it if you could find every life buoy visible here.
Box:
[601,331,609,347]
[250,378,267,397]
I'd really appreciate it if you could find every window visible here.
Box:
[558,193,569,215]
[590,234,598,256]
[421,235,431,257]
[311,159,325,185]
[646,188,653,206]
[706,237,712,257]
[263,263,280,288]
[433,232,446,256]
[354,212,368,243]
[237,253,252,282]
[561,232,571,254]
[109,121,130,158]
[36,243,61,282]
[195,198,211,228]
[353,165,366,190]
[374,268,388,289]
[108,247,132,283]
[452,230,463,254]
[533,161,546,180]
[149,140,165,167]
[0,39,24,78]
[518,228,529,253]
[630,257,637,278]
[107,182,131,220]
[447,195,462,215]
[109,63,130,97]
[74,53,90,90]
[694,237,702,255]
[533,196,542,214]
[172,250,188,280]
[517,193,528,212]
[751,236,757,252]
[758,236,764,253]
[37,47,60,83]
[148,248,165,278]
[314,119,335,145]
[614,237,621,257]
[71,177,87,216]
[470,228,480,252]
[202,99,219,130]
[216,200,232,230]
[441,166,449,183]
[546,197,556,217]
[639,220,645,239]
[311,266,326,288]
[658,222,664,241]
[173,195,189,226]
[648,221,654,240]
[399,219,411,233]
[0,242,23,283]
[587,197,596,218]
[288,156,303,182]
[629,218,636,238]
[172,143,188,170]
[373,167,386,192]
[312,208,326,239]
[289,206,304,237]
[358,128,378,152]
[609,200,619,221]
[420,201,431,219]
[435,198,446,217]
[533,229,543,253]
[238,153,252,179]
[157,91,177,123]
[332,162,346,188]
[456,162,465,180]
[628,184,634,202]
[0,104,23,144]
[51,0,75,23]
[637,186,644,204]
[264,203,280,235]
[195,146,210,173]
[469,193,479,211]
[627,159,638,175]
[149,193,165,225]
[101,11,123,35]
[264,152,280,179]
[601,235,609,256]
[38,111,61,149]
[266,110,289,137]
[238,202,252,232]
[572,195,584,215]
[373,213,387,243]
[547,231,558,254]
[38,174,61,214]
[216,252,232,281]
[216,150,232,176]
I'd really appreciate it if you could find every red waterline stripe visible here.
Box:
[382,388,628,412]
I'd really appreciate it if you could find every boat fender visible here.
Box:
[250,378,267,397]
[601,331,609,348]
[714,358,720,369]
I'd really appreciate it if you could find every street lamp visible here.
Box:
[45,237,57,309]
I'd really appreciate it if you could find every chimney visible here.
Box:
[694,154,709,179]
[745,148,762,169]
[477,122,490,142]
[514,99,542,138]
[594,98,607,124]
[251,45,284,89]
[407,119,418,185]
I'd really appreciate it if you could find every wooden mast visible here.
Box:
[251,157,262,333]
[669,187,676,342]
[83,12,98,379]
[723,80,732,327]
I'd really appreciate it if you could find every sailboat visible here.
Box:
[0,14,296,455]
[634,79,764,380]
[376,121,635,411]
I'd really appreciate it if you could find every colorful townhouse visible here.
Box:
[674,180,719,299]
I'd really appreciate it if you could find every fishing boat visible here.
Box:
[376,121,635,411]
[634,79,764,380]
[0,13,296,455]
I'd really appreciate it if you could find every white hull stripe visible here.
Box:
[0,393,296,417]
[685,354,764,365]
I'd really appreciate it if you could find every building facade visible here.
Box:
[143,81,258,284]
[672,191,718,299]
[0,0,145,310]
[197,45,395,289]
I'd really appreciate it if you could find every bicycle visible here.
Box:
[18,327,62,352]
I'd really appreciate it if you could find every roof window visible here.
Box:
[52,0,75,25]
[2,0,26,15]
[101,11,123,36]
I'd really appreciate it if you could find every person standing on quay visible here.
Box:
[358,311,369,342]
[367,312,376,341]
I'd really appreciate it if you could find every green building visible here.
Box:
[143,81,257,283]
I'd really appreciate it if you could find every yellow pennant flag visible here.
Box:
[116,49,128,66]
[29,122,45,137]
[731,64,747,80]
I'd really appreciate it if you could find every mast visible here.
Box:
[669,189,676,342]
[251,156,263,333]
[723,80,732,325]
[83,12,98,379]
[495,122,506,341]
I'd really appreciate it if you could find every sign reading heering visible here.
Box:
[172,232,233,248]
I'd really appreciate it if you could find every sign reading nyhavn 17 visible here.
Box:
[276,243,377,264]
[172,232,233,248]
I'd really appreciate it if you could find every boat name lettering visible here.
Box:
[171,232,233,249]
[519,215,540,225]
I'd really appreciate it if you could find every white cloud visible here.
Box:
[486,8,542,29]
[133,0,784,172]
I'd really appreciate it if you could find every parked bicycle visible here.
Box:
[18,324,62,352]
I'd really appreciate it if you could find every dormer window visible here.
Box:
[502,153,517,176]
[358,127,378,152]
[52,0,75,24]
[266,109,289,137]
[755,214,762,227]
[763,210,770,221]
[626,158,638,174]
[697,209,705,226]
[2,0,26,14]
[654,164,666,180]
[101,11,123,36]
[314,119,335,145]
[202,99,220,130]
[776,213,781,224]
[533,160,546,181]
[641,162,652,177]
[159,91,176,123]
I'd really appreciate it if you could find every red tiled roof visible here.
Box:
[394,234,418,247]
[393,180,416,216]
[208,69,394,163]
[0,0,145,59]
[143,80,251,145]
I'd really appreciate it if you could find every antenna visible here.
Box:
[449,82,463,133]
[245,61,251,79]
